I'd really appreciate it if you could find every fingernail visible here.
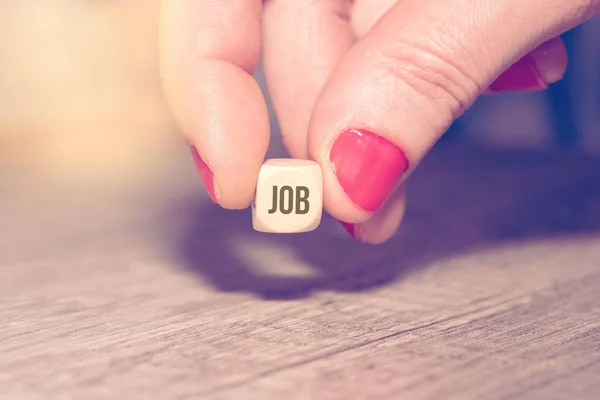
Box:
[489,40,567,92]
[190,146,217,204]
[330,129,409,213]
[338,220,360,240]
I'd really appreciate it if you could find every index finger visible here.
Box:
[159,0,269,209]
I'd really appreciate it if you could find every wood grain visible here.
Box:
[1,143,599,399]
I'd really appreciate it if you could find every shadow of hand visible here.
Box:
[168,143,600,300]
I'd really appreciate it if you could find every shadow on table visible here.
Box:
[169,143,600,300]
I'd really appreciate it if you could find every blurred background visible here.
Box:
[0,1,598,195]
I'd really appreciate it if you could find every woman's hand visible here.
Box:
[159,0,599,243]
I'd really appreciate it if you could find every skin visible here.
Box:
[159,0,600,244]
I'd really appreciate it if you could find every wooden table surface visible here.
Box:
[1,142,599,399]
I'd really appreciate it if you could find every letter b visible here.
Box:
[295,186,310,214]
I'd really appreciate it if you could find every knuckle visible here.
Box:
[370,41,481,121]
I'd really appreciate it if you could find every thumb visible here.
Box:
[307,0,600,223]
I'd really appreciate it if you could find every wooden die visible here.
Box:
[252,159,323,233]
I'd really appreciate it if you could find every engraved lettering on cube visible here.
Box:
[268,185,310,215]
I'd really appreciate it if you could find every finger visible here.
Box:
[308,0,600,223]
[159,0,268,209]
[340,185,407,244]
[485,37,568,94]
[340,38,567,242]
[262,0,355,159]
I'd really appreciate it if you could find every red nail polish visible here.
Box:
[190,147,217,204]
[330,129,408,212]
[489,55,548,92]
[338,220,356,239]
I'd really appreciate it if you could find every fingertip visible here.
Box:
[354,185,407,244]
[336,185,407,244]
[314,125,410,225]
[182,63,269,210]
[531,38,568,85]
[488,37,568,93]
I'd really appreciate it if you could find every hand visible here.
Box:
[159,0,599,243]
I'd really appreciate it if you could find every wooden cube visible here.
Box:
[252,159,323,233]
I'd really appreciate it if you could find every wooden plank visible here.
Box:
[1,143,599,399]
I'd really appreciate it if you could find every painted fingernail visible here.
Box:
[330,129,408,213]
[190,146,217,204]
[338,220,359,240]
[489,40,567,92]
